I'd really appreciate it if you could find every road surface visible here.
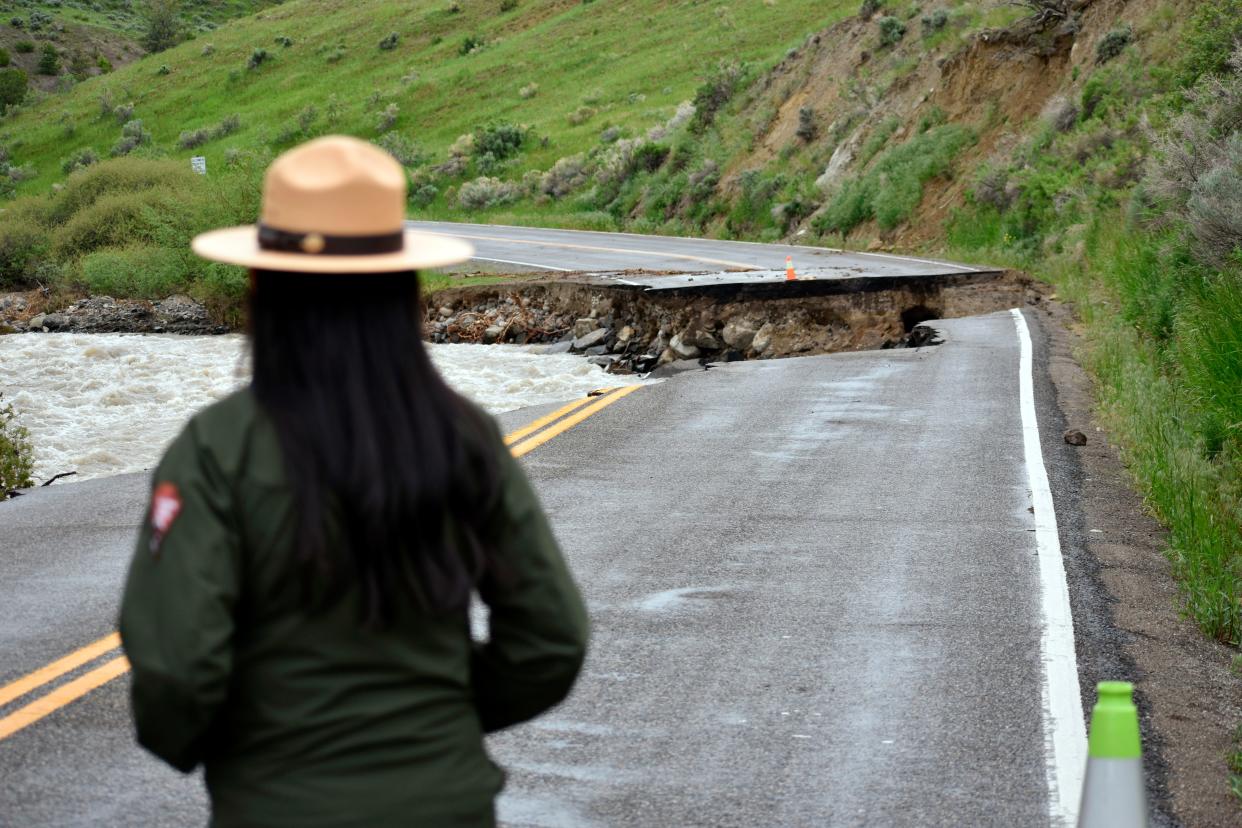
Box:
[409,221,993,287]
[0,307,1087,826]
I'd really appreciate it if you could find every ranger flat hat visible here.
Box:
[191,135,473,273]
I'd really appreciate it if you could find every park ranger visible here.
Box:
[119,136,589,827]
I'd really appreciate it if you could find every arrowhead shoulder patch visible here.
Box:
[148,482,183,558]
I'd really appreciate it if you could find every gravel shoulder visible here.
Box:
[1031,300,1242,827]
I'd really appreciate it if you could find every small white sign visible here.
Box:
[190,156,207,175]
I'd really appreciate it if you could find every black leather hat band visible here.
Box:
[258,224,405,256]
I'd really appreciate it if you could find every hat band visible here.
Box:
[258,224,405,256]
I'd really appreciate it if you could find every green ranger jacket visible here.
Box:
[119,389,589,828]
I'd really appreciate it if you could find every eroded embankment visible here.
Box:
[427,270,1043,373]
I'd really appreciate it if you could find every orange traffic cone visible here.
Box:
[785,256,796,281]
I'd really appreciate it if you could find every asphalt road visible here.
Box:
[0,310,1081,826]
[409,221,989,285]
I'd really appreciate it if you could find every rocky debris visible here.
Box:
[0,292,228,335]
[425,270,1038,375]
[1064,429,1088,446]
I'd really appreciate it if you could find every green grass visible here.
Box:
[6,0,283,40]
[1,0,854,199]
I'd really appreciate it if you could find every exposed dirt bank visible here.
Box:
[0,291,229,335]
[426,270,1042,372]
[1033,300,1242,827]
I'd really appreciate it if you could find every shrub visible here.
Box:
[213,113,241,139]
[459,35,484,55]
[81,246,191,297]
[500,0,518,11]
[0,201,49,288]
[567,106,596,126]
[325,47,345,63]
[0,68,27,115]
[178,128,210,149]
[1184,134,1242,267]
[410,182,438,206]
[858,0,883,21]
[156,64,171,76]
[375,103,399,132]
[519,82,539,99]
[1179,0,1242,84]
[796,106,818,141]
[96,55,112,73]
[201,43,215,56]
[14,41,35,55]
[473,122,527,160]
[113,102,135,124]
[540,155,588,199]
[379,32,399,51]
[111,119,151,157]
[632,142,669,173]
[37,43,60,75]
[1095,25,1133,65]
[457,176,521,209]
[275,35,293,48]
[62,147,99,174]
[877,16,906,47]
[247,48,270,70]
[690,61,745,133]
[297,104,319,134]
[447,0,462,11]
[141,0,182,54]
[0,49,10,68]
[377,131,425,167]
[921,8,948,34]
[0,393,35,497]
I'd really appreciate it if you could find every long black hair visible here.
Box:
[249,269,502,626]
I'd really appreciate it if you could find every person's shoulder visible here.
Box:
[170,388,266,479]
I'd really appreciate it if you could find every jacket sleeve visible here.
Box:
[118,420,241,772]
[471,434,589,732]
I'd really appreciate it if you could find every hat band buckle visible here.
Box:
[257,224,405,256]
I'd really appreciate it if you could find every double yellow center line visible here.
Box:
[0,383,641,742]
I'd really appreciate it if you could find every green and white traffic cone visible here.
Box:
[1077,681,1147,828]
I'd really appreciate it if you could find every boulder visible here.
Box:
[752,322,775,354]
[27,314,47,330]
[572,327,609,351]
[669,333,701,359]
[686,327,720,350]
[616,325,635,343]
[573,318,599,339]
[482,325,504,344]
[722,319,757,351]
[438,306,454,318]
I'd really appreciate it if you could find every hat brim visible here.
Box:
[191,226,475,273]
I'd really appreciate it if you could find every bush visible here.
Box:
[1179,0,1242,84]
[377,131,425,167]
[378,32,399,51]
[690,61,745,133]
[37,43,60,76]
[410,182,438,207]
[80,245,192,297]
[156,64,171,76]
[275,35,293,48]
[473,122,527,160]
[1095,25,1133,66]
[97,56,113,74]
[796,106,818,141]
[247,48,270,70]
[0,49,10,68]
[178,128,210,149]
[0,68,27,115]
[14,41,35,55]
[111,119,152,157]
[921,8,948,34]
[457,176,521,209]
[375,103,399,132]
[519,82,539,99]
[0,202,49,288]
[49,158,192,224]
[201,43,215,56]
[459,34,484,55]
[567,106,596,126]
[213,113,241,139]
[142,0,182,54]
[0,393,35,497]
[62,147,99,174]
[540,155,588,199]
[878,16,906,47]
[500,0,518,10]
[859,0,883,21]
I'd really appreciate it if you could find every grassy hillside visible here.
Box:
[0,0,854,199]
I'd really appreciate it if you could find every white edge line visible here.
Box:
[469,256,573,273]
[409,220,982,272]
[1012,308,1087,827]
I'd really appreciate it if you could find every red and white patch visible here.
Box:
[148,482,182,557]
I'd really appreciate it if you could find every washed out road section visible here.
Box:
[1,312,1061,825]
